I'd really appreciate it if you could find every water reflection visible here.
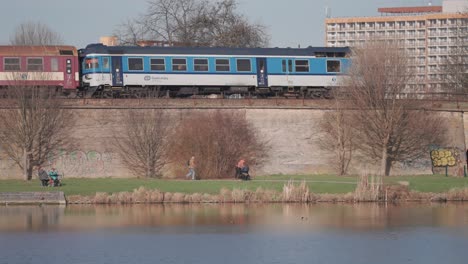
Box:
[1,203,467,232]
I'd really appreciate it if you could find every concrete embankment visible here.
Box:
[0,192,66,205]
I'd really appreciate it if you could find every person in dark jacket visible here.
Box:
[38,166,49,187]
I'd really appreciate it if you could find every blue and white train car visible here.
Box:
[79,44,350,98]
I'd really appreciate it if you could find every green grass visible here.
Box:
[0,174,467,196]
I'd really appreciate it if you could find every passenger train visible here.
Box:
[0,43,350,98]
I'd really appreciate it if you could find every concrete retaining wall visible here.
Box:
[0,107,466,178]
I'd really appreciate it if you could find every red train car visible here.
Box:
[0,45,79,94]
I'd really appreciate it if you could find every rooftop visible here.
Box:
[378,6,443,14]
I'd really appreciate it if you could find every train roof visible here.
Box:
[81,44,350,57]
[0,45,78,56]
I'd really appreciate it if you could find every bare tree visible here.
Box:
[114,0,269,47]
[0,86,74,180]
[113,18,147,46]
[10,21,63,45]
[167,111,267,179]
[318,100,355,176]
[344,41,446,177]
[114,110,171,178]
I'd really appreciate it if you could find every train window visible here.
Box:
[59,50,74,55]
[288,60,293,72]
[236,59,251,72]
[150,58,165,71]
[194,59,208,71]
[84,58,99,69]
[51,58,59,72]
[27,58,43,71]
[327,60,341,73]
[215,59,230,72]
[295,60,309,72]
[282,60,286,72]
[4,58,20,71]
[172,58,187,71]
[102,57,110,69]
[128,58,143,71]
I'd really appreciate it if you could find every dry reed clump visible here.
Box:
[132,187,150,203]
[383,185,410,202]
[166,192,186,203]
[201,193,219,203]
[231,188,250,203]
[282,181,310,202]
[430,193,448,202]
[94,192,111,204]
[406,191,431,201]
[446,188,468,201]
[354,173,382,202]
[147,189,165,203]
[219,188,233,203]
[66,195,94,204]
[130,187,165,203]
[107,191,133,204]
[252,187,282,202]
[316,193,346,203]
[189,193,203,203]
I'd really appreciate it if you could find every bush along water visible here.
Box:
[66,179,468,204]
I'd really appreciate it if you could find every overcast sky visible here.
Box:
[0,0,444,48]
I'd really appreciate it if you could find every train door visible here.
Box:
[256,58,268,87]
[282,59,293,84]
[111,56,123,86]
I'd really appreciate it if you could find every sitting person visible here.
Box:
[48,168,61,187]
[37,166,49,187]
[235,159,245,179]
[239,162,250,181]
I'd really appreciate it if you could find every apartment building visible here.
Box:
[325,1,468,93]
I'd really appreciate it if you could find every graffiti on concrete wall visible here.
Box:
[400,159,433,170]
[46,150,114,177]
[430,148,461,167]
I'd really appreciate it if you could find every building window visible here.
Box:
[215,59,230,72]
[51,58,59,72]
[128,58,143,71]
[236,59,251,72]
[194,58,208,71]
[4,57,20,71]
[150,58,165,71]
[295,60,309,72]
[327,60,341,73]
[172,58,187,71]
[27,58,43,71]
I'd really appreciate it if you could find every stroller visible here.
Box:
[238,165,251,181]
[48,169,62,187]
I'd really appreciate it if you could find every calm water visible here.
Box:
[1,203,468,264]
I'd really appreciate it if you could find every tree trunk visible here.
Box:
[23,151,33,181]
[380,144,388,178]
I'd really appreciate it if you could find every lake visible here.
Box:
[0,203,467,264]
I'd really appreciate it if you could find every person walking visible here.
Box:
[186,156,196,180]
[38,166,49,187]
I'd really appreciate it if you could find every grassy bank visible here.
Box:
[0,174,467,196]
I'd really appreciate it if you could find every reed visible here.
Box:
[446,187,468,201]
[354,172,382,202]
[282,180,310,202]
